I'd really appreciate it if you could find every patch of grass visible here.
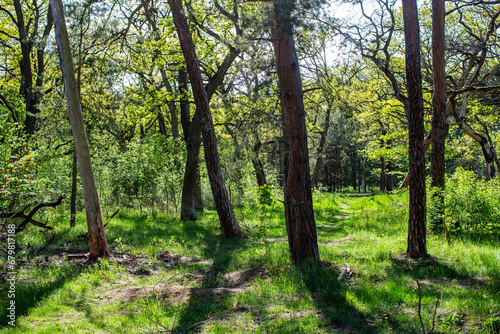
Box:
[1,192,499,333]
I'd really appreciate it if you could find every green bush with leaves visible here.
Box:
[444,167,500,235]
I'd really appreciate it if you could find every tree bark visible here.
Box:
[180,113,202,220]
[430,0,447,230]
[14,0,35,135]
[386,160,393,192]
[252,141,267,187]
[451,106,496,179]
[70,149,77,227]
[51,0,109,258]
[271,0,319,263]
[361,158,367,193]
[312,104,331,187]
[380,156,386,192]
[402,0,427,258]
[169,0,242,237]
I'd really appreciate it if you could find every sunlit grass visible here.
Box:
[1,191,499,333]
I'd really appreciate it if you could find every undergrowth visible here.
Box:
[0,192,499,333]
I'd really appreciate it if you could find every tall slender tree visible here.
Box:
[168,0,242,237]
[271,0,319,263]
[51,0,109,258]
[430,0,446,230]
[402,0,427,258]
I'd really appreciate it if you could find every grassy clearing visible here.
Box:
[1,192,499,333]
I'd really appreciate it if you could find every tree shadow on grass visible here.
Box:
[0,263,82,328]
[299,261,379,333]
[170,222,251,333]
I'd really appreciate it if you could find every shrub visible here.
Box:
[444,167,500,235]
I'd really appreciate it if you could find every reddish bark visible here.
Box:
[402,0,427,258]
[271,0,319,263]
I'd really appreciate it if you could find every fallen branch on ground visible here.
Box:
[1,196,64,233]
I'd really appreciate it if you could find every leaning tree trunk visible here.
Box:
[168,0,242,237]
[51,0,109,258]
[430,0,447,230]
[70,149,77,228]
[402,0,427,259]
[271,0,319,263]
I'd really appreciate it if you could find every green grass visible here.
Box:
[1,192,499,333]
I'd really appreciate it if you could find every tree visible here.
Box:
[168,0,243,238]
[271,0,319,263]
[402,0,427,258]
[9,0,52,135]
[429,0,446,230]
[51,0,110,258]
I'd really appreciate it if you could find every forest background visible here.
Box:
[1,0,500,332]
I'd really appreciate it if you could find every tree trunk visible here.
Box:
[14,0,36,135]
[179,70,191,142]
[195,167,203,210]
[386,161,393,192]
[402,0,427,258]
[352,152,357,190]
[70,149,77,228]
[180,113,202,220]
[252,141,267,186]
[169,0,242,237]
[271,0,319,263]
[380,156,386,192]
[430,0,447,230]
[312,104,331,187]
[51,0,109,258]
[361,158,367,193]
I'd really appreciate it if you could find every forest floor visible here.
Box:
[1,192,500,333]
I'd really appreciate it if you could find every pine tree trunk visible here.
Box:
[271,0,319,263]
[430,0,447,230]
[169,0,242,237]
[51,0,109,258]
[402,0,427,258]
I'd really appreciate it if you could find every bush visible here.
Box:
[444,167,500,235]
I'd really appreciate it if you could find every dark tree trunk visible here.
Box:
[70,149,77,227]
[311,104,331,187]
[380,157,386,192]
[361,158,367,193]
[252,141,267,186]
[351,152,357,190]
[271,0,319,263]
[179,68,201,220]
[402,0,427,258]
[180,113,202,220]
[14,0,36,135]
[169,0,242,237]
[195,167,203,210]
[179,70,191,142]
[157,111,168,137]
[51,0,109,258]
[430,0,447,230]
[386,161,393,192]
